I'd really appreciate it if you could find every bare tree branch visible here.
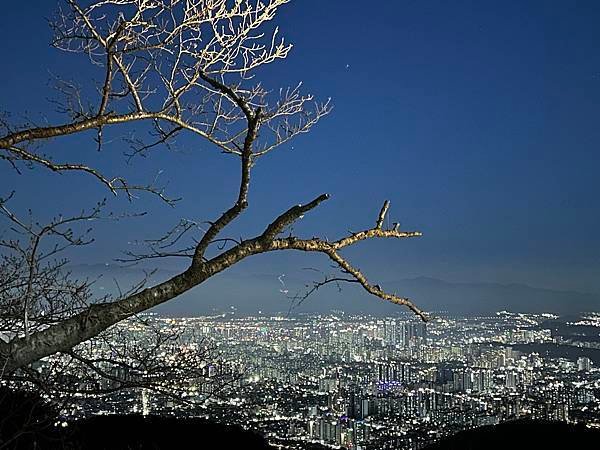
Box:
[0,1,426,393]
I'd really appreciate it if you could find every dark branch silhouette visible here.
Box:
[0,0,425,390]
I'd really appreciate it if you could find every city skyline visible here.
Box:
[50,309,600,449]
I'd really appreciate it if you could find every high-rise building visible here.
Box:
[578,357,592,372]
[505,371,518,389]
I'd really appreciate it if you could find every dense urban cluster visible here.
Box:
[47,311,600,449]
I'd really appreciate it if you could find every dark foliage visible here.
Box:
[68,415,272,450]
[0,387,65,449]
[0,389,271,449]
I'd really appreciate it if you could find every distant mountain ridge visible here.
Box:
[386,276,599,315]
[69,264,599,316]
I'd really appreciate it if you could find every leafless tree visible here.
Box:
[0,196,240,405]
[0,0,426,389]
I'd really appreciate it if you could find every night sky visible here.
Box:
[1,1,599,312]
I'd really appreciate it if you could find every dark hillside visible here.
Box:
[425,419,600,450]
[0,388,272,450]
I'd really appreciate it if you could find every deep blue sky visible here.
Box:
[1,0,600,302]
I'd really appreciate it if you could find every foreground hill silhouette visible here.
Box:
[0,388,273,449]
[424,419,600,450]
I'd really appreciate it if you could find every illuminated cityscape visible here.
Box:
[47,310,600,449]
[1,0,600,448]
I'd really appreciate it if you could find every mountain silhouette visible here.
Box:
[69,265,599,316]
